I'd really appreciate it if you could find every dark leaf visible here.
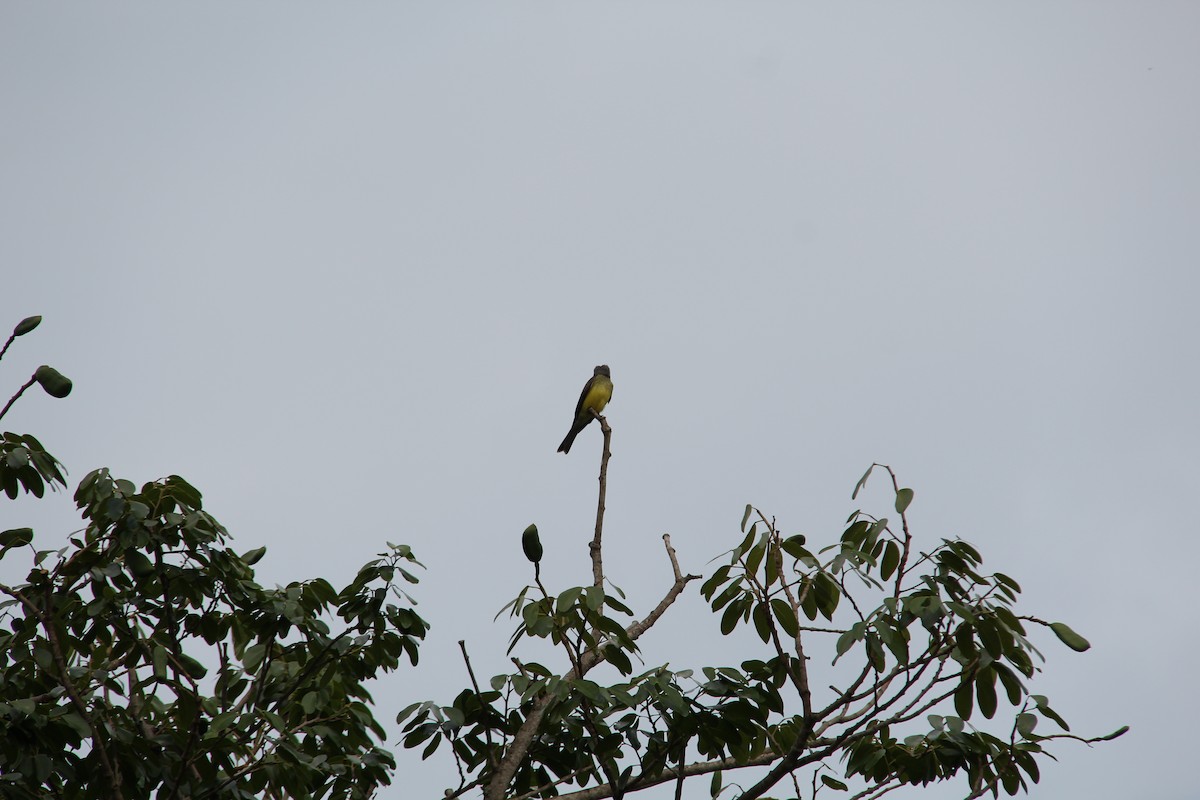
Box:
[241,546,267,565]
[0,527,33,550]
[752,602,772,643]
[821,774,849,791]
[880,540,900,581]
[770,598,799,638]
[1049,622,1090,652]
[954,680,974,720]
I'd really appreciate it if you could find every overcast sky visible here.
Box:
[3,4,1197,799]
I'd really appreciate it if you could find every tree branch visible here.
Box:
[0,375,36,423]
[589,412,611,589]
[459,640,499,774]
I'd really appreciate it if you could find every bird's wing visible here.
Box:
[574,376,596,418]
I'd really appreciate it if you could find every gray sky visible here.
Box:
[3,4,1197,799]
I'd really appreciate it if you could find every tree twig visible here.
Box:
[459,640,499,773]
[0,375,36,422]
[590,412,611,589]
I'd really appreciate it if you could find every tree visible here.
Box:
[0,317,428,799]
[0,315,1123,800]
[400,414,1126,800]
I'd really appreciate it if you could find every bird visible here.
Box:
[557,365,613,454]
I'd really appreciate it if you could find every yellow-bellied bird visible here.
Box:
[557,365,612,454]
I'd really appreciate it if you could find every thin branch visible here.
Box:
[622,538,700,644]
[554,751,779,800]
[459,640,499,773]
[589,412,611,589]
[848,780,904,800]
[0,375,36,422]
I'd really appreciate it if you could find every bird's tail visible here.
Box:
[557,429,578,454]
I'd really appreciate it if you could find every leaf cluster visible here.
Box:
[0,467,429,800]
[403,466,1122,800]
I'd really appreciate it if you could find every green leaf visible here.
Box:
[710,769,723,798]
[780,535,810,560]
[605,643,633,675]
[766,544,783,586]
[14,315,42,336]
[241,546,267,565]
[876,620,909,665]
[701,565,732,600]
[994,662,1025,705]
[994,572,1021,594]
[208,711,238,737]
[119,550,152,580]
[976,667,998,719]
[1098,725,1130,741]
[165,474,203,509]
[1049,622,1090,652]
[880,540,900,581]
[152,645,169,680]
[770,598,799,638]
[741,504,753,533]
[744,541,766,578]
[800,579,819,621]
[864,632,885,672]
[0,527,33,550]
[720,599,744,635]
[835,626,860,661]
[243,643,267,671]
[61,712,91,738]
[34,365,72,398]
[852,465,874,499]
[1032,695,1070,731]
[977,618,1005,658]
[954,680,974,720]
[521,524,543,564]
[841,520,870,549]
[178,654,208,679]
[556,586,582,616]
[752,602,772,643]
[711,578,744,612]
[894,487,914,513]
[737,523,757,556]
[813,572,840,619]
[1016,712,1038,738]
[821,774,849,791]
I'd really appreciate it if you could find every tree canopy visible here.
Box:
[0,316,1123,799]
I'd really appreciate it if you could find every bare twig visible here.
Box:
[553,751,779,800]
[460,640,498,773]
[590,412,611,589]
[0,375,36,422]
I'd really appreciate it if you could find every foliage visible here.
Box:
[0,315,1123,799]
[0,316,430,799]
[402,446,1125,799]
